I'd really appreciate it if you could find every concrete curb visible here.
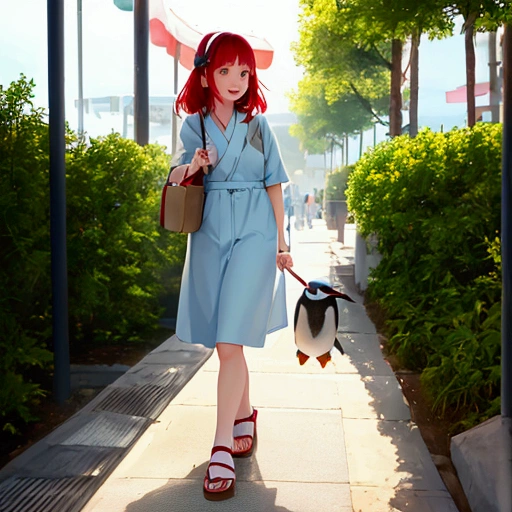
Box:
[0,336,212,512]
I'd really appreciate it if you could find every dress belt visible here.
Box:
[205,181,265,192]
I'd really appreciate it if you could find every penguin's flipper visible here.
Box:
[334,337,345,355]
[297,350,309,366]
[317,352,332,368]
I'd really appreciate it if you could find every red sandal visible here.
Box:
[203,446,236,501]
[233,408,258,458]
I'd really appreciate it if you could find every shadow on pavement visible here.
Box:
[125,458,294,512]
[327,247,465,512]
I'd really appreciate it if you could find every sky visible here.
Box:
[0,0,497,152]
[0,0,303,121]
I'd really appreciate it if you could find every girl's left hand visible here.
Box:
[276,251,293,272]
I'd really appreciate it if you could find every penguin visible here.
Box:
[294,279,355,368]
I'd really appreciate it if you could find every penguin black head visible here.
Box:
[305,279,355,303]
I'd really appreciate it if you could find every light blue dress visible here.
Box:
[172,110,289,349]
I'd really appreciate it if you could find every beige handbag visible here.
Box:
[160,112,210,233]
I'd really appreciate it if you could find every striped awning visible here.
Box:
[445,82,490,103]
[114,0,274,70]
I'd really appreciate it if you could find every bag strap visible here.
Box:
[199,111,213,174]
[198,111,207,150]
[166,112,210,185]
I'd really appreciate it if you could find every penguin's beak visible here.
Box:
[319,285,356,303]
[333,291,356,302]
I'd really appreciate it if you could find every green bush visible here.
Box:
[347,124,502,430]
[66,134,186,343]
[325,165,354,200]
[0,76,54,433]
[0,75,186,433]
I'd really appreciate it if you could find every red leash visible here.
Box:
[285,267,308,287]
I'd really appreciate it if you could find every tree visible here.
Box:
[445,1,512,127]
[292,0,391,148]
[289,74,388,152]
[293,0,452,139]
[342,0,452,136]
[403,1,453,136]
[294,0,391,122]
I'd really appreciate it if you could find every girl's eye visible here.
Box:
[219,69,228,75]
[241,70,249,78]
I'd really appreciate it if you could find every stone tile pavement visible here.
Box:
[0,221,460,512]
[81,222,459,512]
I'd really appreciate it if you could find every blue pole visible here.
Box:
[501,23,512,512]
[47,0,70,404]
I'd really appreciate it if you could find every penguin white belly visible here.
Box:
[295,305,337,358]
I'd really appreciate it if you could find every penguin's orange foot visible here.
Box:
[297,350,309,365]
[317,352,332,368]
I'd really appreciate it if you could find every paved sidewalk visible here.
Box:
[80,221,458,512]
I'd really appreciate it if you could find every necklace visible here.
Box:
[212,111,230,132]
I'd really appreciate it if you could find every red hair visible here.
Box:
[175,32,267,122]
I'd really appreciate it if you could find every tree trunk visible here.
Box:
[390,38,403,137]
[489,31,500,123]
[464,15,477,127]
[409,30,420,138]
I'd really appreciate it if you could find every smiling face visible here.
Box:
[212,58,250,104]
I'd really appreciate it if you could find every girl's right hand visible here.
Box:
[190,148,211,174]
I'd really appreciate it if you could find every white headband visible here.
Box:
[204,32,224,56]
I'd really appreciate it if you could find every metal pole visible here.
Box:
[501,24,512,512]
[330,138,334,172]
[171,43,181,155]
[77,0,84,138]
[503,23,512,422]
[134,0,149,145]
[47,0,70,405]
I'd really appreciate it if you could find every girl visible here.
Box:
[169,31,293,501]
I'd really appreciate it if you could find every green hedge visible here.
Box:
[65,134,186,343]
[325,165,354,200]
[347,124,502,431]
[0,76,186,433]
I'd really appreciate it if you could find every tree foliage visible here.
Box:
[0,76,54,434]
[291,0,453,147]
[289,74,387,152]
[291,0,392,149]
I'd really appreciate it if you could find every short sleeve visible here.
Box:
[169,114,202,169]
[259,115,289,187]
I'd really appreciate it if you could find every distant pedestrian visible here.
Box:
[305,192,315,228]
[169,32,293,501]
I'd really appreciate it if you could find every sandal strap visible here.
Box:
[206,476,234,485]
[208,461,235,472]
[211,445,233,456]
[234,408,257,426]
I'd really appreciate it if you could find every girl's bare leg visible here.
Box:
[206,342,247,491]
[233,356,254,453]
[236,353,252,419]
